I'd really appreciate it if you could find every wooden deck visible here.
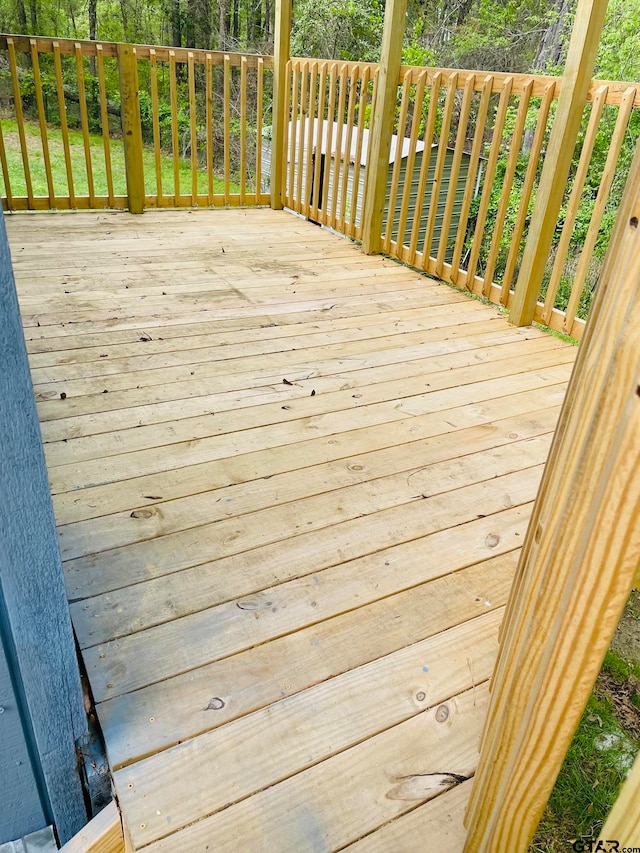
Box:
[8,208,576,851]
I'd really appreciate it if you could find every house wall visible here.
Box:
[0,213,88,845]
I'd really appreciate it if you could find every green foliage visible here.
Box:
[291,0,384,62]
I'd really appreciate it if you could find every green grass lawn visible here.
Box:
[0,118,240,201]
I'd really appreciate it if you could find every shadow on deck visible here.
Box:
[9,207,576,851]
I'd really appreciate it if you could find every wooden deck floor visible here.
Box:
[9,208,576,851]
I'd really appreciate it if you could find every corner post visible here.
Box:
[117,43,145,214]
[361,0,407,255]
[509,0,608,326]
[270,0,292,210]
[464,140,640,851]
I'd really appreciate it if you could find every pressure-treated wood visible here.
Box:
[117,43,145,214]
[269,0,292,209]
[361,0,407,254]
[59,802,124,853]
[7,38,33,207]
[8,207,577,851]
[541,84,608,323]
[563,85,636,335]
[486,78,532,297]
[509,0,609,326]
[75,43,96,208]
[29,39,55,205]
[53,40,76,206]
[96,45,115,207]
[465,141,640,852]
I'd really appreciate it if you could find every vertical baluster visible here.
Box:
[482,79,534,296]
[205,54,214,205]
[329,64,348,229]
[302,62,318,219]
[96,45,115,206]
[384,69,414,254]
[169,50,180,204]
[188,52,198,205]
[564,87,636,335]
[223,55,231,204]
[465,77,513,293]
[450,76,493,284]
[350,67,371,240]
[240,55,248,204]
[310,64,327,220]
[255,57,264,200]
[0,120,13,209]
[436,74,476,277]
[53,42,75,206]
[7,38,33,207]
[75,43,95,206]
[30,39,55,206]
[541,86,606,323]
[150,49,163,206]
[295,61,308,213]
[408,71,441,266]
[501,81,556,302]
[395,69,427,254]
[337,64,359,235]
[320,64,338,224]
[421,72,458,264]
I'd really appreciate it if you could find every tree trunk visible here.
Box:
[534,0,574,72]
[219,0,230,49]
[456,0,473,26]
[232,0,240,45]
[171,0,182,47]
[249,0,262,49]
[29,0,38,34]
[523,0,574,152]
[16,0,27,33]
[119,0,129,40]
[89,0,97,75]
[185,0,196,47]
[199,0,212,49]
[265,0,272,44]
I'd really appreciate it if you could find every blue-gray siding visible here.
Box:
[0,213,88,845]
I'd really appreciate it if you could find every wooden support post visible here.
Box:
[117,43,145,214]
[361,0,407,255]
[508,0,608,326]
[269,0,292,210]
[464,140,640,851]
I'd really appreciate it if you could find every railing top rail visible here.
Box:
[0,33,274,67]
[290,56,380,73]
[289,55,640,106]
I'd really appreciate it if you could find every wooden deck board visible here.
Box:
[8,208,577,851]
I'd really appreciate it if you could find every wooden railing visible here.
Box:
[283,57,640,339]
[1,33,639,337]
[0,34,272,212]
[282,58,377,239]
